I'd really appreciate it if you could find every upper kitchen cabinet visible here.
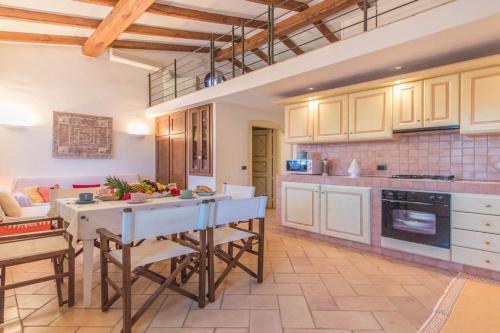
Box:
[423,74,459,128]
[348,87,393,141]
[188,104,213,176]
[284,102,313,143]
[169,111,186,135]
[313,95,349,142]
[393,81,423,131]
[461,65,500,135]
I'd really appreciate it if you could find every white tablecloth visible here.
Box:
[56,194,229,242]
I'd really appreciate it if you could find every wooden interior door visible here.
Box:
[169,133,186,189]
[156,136,170,185]
[252,128,274,208]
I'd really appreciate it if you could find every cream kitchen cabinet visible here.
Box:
[313,95,349,142]
[284,102,313,143]
[461,65,500,134]
[423,74,460,128]
[320,185,371,244]
[393,81,423,131]
[348,87,393,140]
[281,182,320,233]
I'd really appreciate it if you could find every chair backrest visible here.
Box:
[47,187,100,217]
[210,196,267,227]
[121,202,209,244]
[221,183,255,199]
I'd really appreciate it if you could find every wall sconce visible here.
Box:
[0,104,34,128]
[127,122,149,137]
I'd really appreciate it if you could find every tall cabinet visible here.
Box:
[188,104,213,176]
[155,111,187,189]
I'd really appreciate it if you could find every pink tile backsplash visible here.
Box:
[298,133,500,180]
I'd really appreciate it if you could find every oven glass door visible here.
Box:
[382,201,450,248]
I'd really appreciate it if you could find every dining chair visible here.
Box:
[97,201,210,333]
[0,217,75,323]
[206,196,267,302]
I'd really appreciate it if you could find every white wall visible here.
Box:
[0,43,155,190]
[214,103,283,192]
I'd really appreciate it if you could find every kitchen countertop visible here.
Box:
[277,174,500,195]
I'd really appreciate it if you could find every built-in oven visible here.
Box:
[381,189,450,249]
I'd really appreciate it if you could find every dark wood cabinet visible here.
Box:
[156,115,170,136]
[155,111,187,188]
[188,104,212,176]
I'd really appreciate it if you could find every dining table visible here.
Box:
[56,193,229,307]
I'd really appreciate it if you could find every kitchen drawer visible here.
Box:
[452,229,500,253]
[452,245,500,271]
[452,211,500,234]
[452,193,500,215]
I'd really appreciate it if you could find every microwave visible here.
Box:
[286,159,323,175]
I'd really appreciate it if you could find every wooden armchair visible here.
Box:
[0,217,75,323]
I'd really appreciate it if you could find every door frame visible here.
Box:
[248,120,281,209]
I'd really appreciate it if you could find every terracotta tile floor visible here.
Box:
[1,210,456,333]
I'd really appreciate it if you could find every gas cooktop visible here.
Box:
[391,175,455,181]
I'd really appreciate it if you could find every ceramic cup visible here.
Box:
[79,193,94,202]
[130,192,146,202]
[180,189,193,199]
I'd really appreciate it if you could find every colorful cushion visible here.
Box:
[73,184,100,189]
[0,192,22,217]
[37,187,50,202]
[19,186,45,204]
[0,222,51,236]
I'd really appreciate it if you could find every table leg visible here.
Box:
[82,240,94,307]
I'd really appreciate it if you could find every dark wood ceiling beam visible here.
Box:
[216,0,359,61]
[76,0,267,29]
[279,35,304,55]
[251,48,268,63]
[82,0,156,57]
[232,58,253,73]
[0,31,209,52]
[0,6,234,42]
[247,0,338,43]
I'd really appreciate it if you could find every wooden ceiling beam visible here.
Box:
[279,35,304,55]
[0,6,234,42]
[247,0,338,43]
[216,0,359,61]
[82,0,156,57]
[76,0,267,29]
[0,31,209,52]
[232,58,253,73]
[252,48,269,63]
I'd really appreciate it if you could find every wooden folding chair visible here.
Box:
[97,201,210,333]
[0,217,75,323]
[206,196,267,302]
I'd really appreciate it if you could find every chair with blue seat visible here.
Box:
[97,201,210,333]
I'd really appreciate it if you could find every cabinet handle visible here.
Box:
[485,241,491,245]
[485,204,492,208]
[417,119,421,122]
[426,118,430,121]
[485,259,491,264]
[485,223,491,227]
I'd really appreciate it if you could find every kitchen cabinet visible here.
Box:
[188,104,212,176]
[348,87,393,141]
[156,110,187,188]
[461,65,500,134]
[423,74,459,128]
[281,182,320,233]
[313,95,349,142]
[284,102,313,143]
[451,193,500,272]
[320,185,371,244]
[393,81,423,131]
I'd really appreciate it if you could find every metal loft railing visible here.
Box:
[148,0,453,107]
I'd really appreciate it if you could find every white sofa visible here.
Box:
[4,174,140,222]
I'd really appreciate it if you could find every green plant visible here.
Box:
[104,176,132,199]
